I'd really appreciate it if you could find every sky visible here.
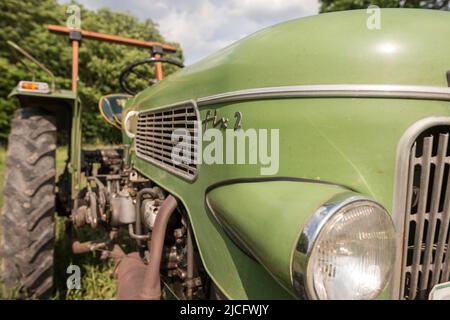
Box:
[59,0,319,65]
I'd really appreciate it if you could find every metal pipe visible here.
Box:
[128,223,149,241]
[48,24,177,52]
[71,39,79,92]
[115,252,148,300]
[186,223,194,299]
[7,40,56,92]
[140,195,178,300]
[72,240,107,254]
[154,53,163,81]
[135,188,156,251]
[69,223,118,254]
[115,195,178,300]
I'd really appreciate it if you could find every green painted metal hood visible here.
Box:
[134,9,450,108]
[125,9,450,299]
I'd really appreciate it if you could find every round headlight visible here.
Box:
[293,195,396,300]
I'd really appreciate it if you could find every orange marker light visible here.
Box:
[18,81,50,93]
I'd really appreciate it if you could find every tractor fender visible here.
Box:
[204,179,351,297]
[9,88,78,131]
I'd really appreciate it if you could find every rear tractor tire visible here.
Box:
[1,107,57,298]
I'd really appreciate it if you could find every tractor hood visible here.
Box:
[132,8,450,108]
[124,9,450,299]
[128,8,450,214]
[132,9,450,208]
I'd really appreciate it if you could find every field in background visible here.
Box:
[0,146,117,299]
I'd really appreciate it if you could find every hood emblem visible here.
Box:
[203,110,242,131]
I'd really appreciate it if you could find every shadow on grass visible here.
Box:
[53,216,138,300]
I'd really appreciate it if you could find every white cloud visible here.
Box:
[59,0,319,64]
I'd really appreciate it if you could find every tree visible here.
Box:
[320,0,449,12]
[0,0,183,144]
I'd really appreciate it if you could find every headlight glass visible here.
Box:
[306,199,395,300]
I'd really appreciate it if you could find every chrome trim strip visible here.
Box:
[139,98,200,116]
[197,84,450,106]
[135,99,200,182]
[391,117,450,299]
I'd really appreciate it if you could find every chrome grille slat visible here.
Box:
[404,252,448,272]
[443,242,450,280]
[137,143,195,167]
[400,125,450,299]
[135,131,199,141]
[136,137,198,152]
[135,101,199,180]
[421,134,448,290]
[409,136,433,298]
[137,127,197,133]
[139,112,197,121]
[399,142,417,299]
[432,147,450,285]
[138,149,196,172]
[137,119,197,125]
[408,211,446,222]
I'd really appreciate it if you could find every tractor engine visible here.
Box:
[67,147,210,300]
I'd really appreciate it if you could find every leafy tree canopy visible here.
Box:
[0,0,183,144]
[320,0,449,12]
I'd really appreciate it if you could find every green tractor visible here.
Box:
[2,9,450,300]
[0,25,184,298]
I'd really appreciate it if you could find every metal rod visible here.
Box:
[154,53,163,81]
[72,240,108,254]
[71,39,79,92]
[48,24,177,53]
[128,223,150,241]
[186,222,194,299]
[7,40,56,92]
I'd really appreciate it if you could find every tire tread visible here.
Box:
[1,107,56,299]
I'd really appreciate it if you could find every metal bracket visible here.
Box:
[151,45,164,56]
[69,30,82,46]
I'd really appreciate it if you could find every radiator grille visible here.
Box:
[135,102,199,180]
[401,126,450,299]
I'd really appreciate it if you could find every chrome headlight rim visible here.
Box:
[291,193,395,300]
[123,110,139,139]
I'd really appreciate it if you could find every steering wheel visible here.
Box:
[119,57,184,95]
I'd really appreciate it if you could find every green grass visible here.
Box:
[0,146,118,299]
[0,148,5,209]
